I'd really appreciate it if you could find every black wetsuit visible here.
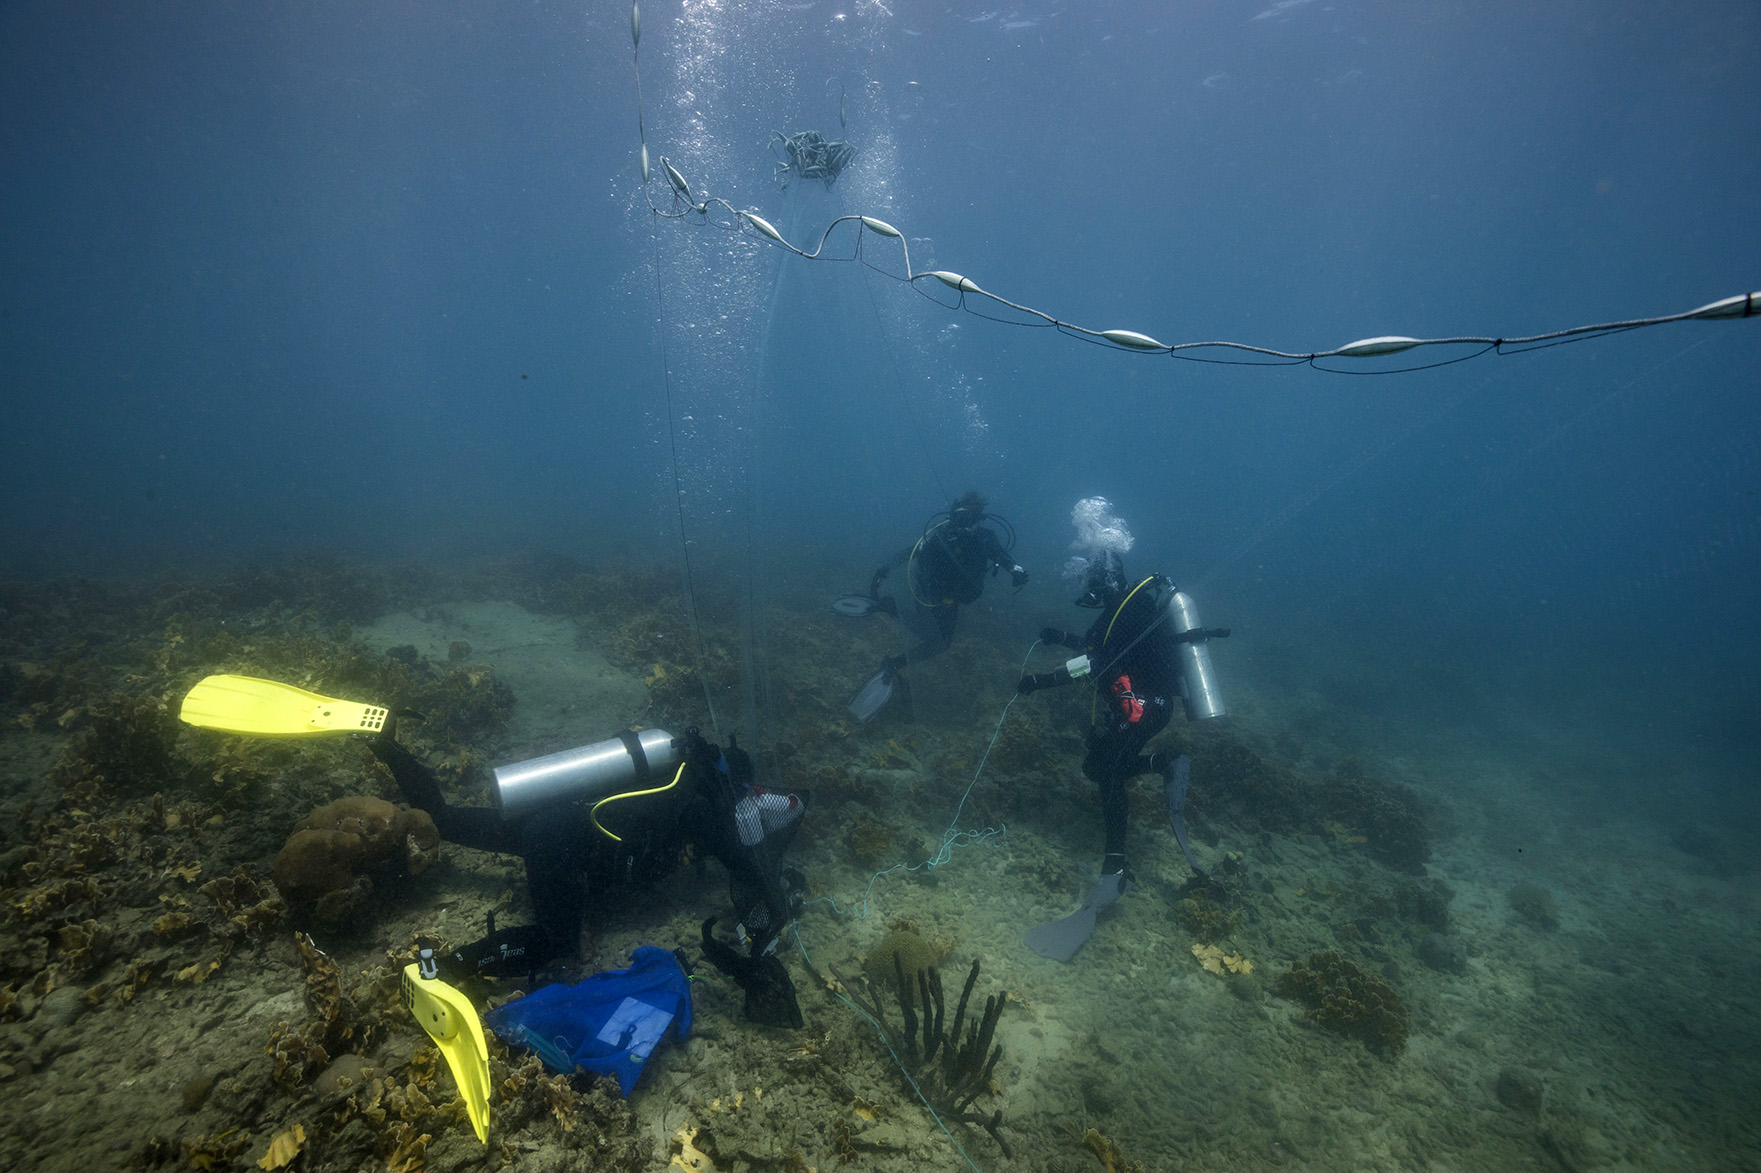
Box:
[875,520,1023,664]
[368,731,798,966]
[1041,575,1182,870]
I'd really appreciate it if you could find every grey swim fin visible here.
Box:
[848,667,895,722]
[1025,872,1129,963]
[1164,754,1203,874]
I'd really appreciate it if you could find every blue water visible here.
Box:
[6,0,1754,784]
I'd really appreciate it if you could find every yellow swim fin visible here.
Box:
[402,956,492,1145]
[178,674,390,738]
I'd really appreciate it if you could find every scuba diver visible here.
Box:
[366,721,810,1024]
[178,672,809,1145]
[178,665,810,1021]
[1011,498,1229,962]
[837,490,1029,722]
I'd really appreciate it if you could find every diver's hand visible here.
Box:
[1019,665,1074,695]
[1011,566,1029,587]
[1039,627,1067,647]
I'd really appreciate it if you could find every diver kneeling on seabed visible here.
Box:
[180,675,811,1139]
[369,719,811,1025]
[177,672,811,1027]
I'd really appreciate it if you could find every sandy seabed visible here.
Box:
[1,563,1755,1173]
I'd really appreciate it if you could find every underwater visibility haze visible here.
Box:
[1,2,1757,1171]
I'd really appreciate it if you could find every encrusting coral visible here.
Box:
[1315,758,1434,873]
[1274,950,1408,1057]
[1176,887,1239,943]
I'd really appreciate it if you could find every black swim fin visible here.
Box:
[700,917,804,1028]
[434,915,552,983]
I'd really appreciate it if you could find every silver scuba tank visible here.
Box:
[1168,591,1227,720]
[491,728,680,819]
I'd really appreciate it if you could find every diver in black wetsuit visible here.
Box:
[1016,551,1195,882]
[863,489,1027,682]
[367,726,808,1024]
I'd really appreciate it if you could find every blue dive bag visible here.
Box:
[483,946,693,1096]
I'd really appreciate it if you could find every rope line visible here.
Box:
[628,7,1754,371]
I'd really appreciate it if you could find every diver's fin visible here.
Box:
[1164,754,1203,873]
[848,667,896,722]
[699,917,804,1028]
[402,961,492,1145]
[1025,873,1128,963]
[1024,906,1097,963]
[831,593,881,617]
[179,674,390,738]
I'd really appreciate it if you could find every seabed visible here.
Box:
[0,554,1755,1172]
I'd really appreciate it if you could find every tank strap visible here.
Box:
[617,729,652,785]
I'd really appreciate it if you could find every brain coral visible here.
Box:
[271,797,439,929]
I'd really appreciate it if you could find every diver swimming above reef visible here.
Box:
[178,674,811,1026]
[771,128,856,190]
[1014,498,1231,962]
[836,490,1028,722]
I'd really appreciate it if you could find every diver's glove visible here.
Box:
[1039,627,1068,647]
[1011,566,1029,587]
[1019,662,1083,694]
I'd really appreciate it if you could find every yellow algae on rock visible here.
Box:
[1191,943,1254,976]
[1322,819,1368,846]
[671,1124,716,1171]
[257,1124,305,1171]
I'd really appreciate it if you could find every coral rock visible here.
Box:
[1416,932,1467,975]
[271,797,439,929]
[1495,1066,1546,1117]
[1274,950,1408,1057]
